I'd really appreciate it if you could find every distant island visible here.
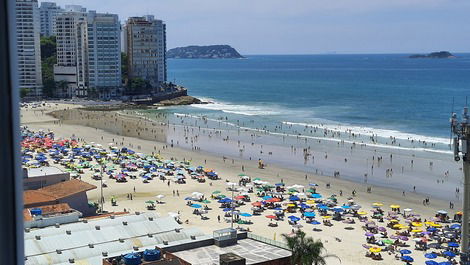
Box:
[167,45,244,59]
[409,51,455,59]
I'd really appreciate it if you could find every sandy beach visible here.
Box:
[21,102,464,265]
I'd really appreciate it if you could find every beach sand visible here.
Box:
[21,103,462,265]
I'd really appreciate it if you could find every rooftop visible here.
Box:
[24,213,205,265]
[24,179,96,206]
[26,166,64,178]
[172,238,291,265]
[24,203,74,222]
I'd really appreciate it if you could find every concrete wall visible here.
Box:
[59,192,96,217]
[25,211,81,228]
[24,172,70,190]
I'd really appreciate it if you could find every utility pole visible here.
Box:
[451,106,470,262]
[100,163,105,213]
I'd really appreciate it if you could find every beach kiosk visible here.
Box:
[214,228,237,247]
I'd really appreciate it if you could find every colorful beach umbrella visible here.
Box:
[424,253,437,259]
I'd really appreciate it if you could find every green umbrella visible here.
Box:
[307,188,316,193]
[253,177,261,181]
[212,190,221,194]
[238,173,246,177]
[288,188,298,193]
[145,200,155,204]
[202,200,211,204]
[382,239,393,245]
[218,195,226,198]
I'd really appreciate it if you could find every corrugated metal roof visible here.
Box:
[24,213,205,265]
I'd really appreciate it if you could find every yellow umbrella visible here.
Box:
[373,202,383,207]
[306,200,316,205]
[369,247,382,253]
[287,204,296,207]
[393,224,407,229]
[390,219,399,223]
[390,204,400,209]
[322,216,332,219]
[430,223,442,228]
[411,229,423,233]
[425,221,434,225]
[358,211,368,215]
[412,222,423,227]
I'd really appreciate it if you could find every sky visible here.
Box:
[45,0,470,55]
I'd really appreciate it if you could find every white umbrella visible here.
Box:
[168,212,180,218]
[404,208,413,212]
[226,182,237,186]
[292,184,304,189]
[156,194,165,199]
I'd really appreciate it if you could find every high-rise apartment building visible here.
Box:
[54,8,87,97]
[124,16,166,91]
[39,2,62,36]
[54,6,121,98]
[16,0,43,98]
[86,11,122,98]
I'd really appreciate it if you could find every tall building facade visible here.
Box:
[54,8,87,97]
[124,16,166,92]
[54,7,121,98]
[39,2,62,36]
[86,11,122,98]
[16,0,43,98]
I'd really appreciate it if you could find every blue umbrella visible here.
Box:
[425,261,438,265]
[311,220,321,225]
[424,253,438,259]
[300,204,310,209]
[191,204,202,208]
[304,212,316,217]
[223,208,235,212]
[240,213,252,217]
[184,197,192,200]
[427,227,438,232]
[448,242,459,248]
[401,256,413,262]
[309,183,318,186]
[289,196,300,201]
[400,249,412,255]
[443,251,456,257]
[341,205,351,209]
[318,205,329,210]
[275,183,285,186]
[450,224,461,230]
[273,207,283,211]
[332,207,344,212]
[288,216,301,222]
[311,194,322,199]
[218,198,232,203]
[262,196,273,200]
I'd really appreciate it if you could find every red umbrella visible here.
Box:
[266,215,276,219]
[235,196,245,200]
[267,198,280,202]
[252,202,262,207]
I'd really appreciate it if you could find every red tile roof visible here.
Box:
[23,179,96,207]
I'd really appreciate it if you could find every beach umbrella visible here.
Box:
[382,239,394,245]
[400,249,412,255]
[191,204,202,208]
[262,196,273,200]
[240,213,252,217]
[351,204,362,210]
[372,202,383,207]
[275,183,285,186]
[322,216,332,219]
[238,173,246,177]
[447,242,459,248]
[443,251,456,258]
[365,232,374,237]
[401,256,413,262]
[252,202,262,207]
[223,208,235,212]
[219,198,232,203]
[212,190,221,194]
[311,194,322,199]
[288,216,301,222]
[424,253,438,259]
[437,210,448,215]
[378,227,386,232]
[369,247,381,253]
[156,194,165,199]
[390,204,400,209]
[450,224,461,230]
[266,215,276,219]
[145,200,155,204]
[304,212,316,218]
[425,261,438,265]
[427,227,438,232]
[357,211,368,215]
[201,200,211,204]
[235,195,245,200]
[341,205,350,209]
[309,183,318,186]
[311,220,321,225]
[412,222,423,227]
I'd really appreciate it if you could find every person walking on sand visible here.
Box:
[218,215,221,223]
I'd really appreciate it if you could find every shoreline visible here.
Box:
[21,103,463,265]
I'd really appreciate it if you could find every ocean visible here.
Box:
[164,54,470,150]
[129,54,470,199]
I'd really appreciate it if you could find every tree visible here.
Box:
[127,77,151,95]
[42,79,56,98]
[121,52,128,84]
[282,230,340,265]
[20,87,30,98]
[40,36,56,59]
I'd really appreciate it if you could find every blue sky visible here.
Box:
[46,0,470,54]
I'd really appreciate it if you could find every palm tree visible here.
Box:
[282,230,340,265]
